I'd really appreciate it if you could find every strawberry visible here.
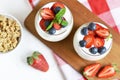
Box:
[51,2,65,11]
[98,64,118,78]
[95,28,110,38]
[96,24,103,30]
[83,35,94,48]
[94,37,104,48]
[53,23,61,30]
[27,51,49,72]
[40,8,54,20]
[84,63,101,77]
[88,30,95,36]
[39,19,46,31]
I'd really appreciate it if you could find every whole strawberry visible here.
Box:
[27,51,49,72]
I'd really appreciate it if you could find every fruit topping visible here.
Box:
[51,2,65,13]
[79,22,112,55]
[53,23,61,30]
[89,47,98,54]
[81,27,88,35]
[27,51,49,72]
[40,8,54,20]
[95,28,110,38]
[83,35,94,48]
[79,40,87,47]
[39,19,46,31]
[98,46,106,54]
[88,22,96,31]
[83,63,101,77]
[48,27,56,35]
[94,37,104,48]
[39,2,68,35]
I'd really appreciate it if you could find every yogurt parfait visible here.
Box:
[73,22,112,61]
[35,2,73,42]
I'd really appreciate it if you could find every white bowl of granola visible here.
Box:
[0,12,22,53]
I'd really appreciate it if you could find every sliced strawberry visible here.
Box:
[98,65,117,78]
[83,35,94,48]
[94,37,104,48]
[96,24,103,30]
[51,2,65,11]
[40,8,54,20]
[53,23,61,30]
[84,63,101,77]
[88,30,95,36]
[39,19,46,31]
[95,28,110,38]
[27,51,49,72]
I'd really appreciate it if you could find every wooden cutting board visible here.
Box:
[24,0,120,79]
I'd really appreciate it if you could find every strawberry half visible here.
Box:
[84,63,101,77]
[95,28,110,38]
[96,24,103,30]
[40,8,54,20]
[83,35,94,48]
[98,64,118,78]
[94,37,104,48]
[53,23,61,30]
[27,51,49,72]
[39,19,46,31]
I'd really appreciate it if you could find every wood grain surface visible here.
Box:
[24,0,120,79]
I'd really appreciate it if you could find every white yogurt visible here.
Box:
[35,2,73,42]
[73,22,113,61]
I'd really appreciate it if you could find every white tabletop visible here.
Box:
[0,0,65,80]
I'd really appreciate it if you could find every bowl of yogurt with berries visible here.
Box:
[73,22,113,61]
[35,2,73,42]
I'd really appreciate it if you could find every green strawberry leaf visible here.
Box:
[27,57,34,65]
[46,21,54,31]
[61,20,68,27]
[55,8,66,21]
[32,51,40,60]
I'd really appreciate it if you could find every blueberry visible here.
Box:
[45,20,51,27]
[54,7,61,14]
[89,47,98,54]
[79,40,87,47]
[98,47,106,54]
[81,27,88,35]
[88,22,96,31]
[48,27,56,35]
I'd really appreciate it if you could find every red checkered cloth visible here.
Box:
[28,0,120,80]
[79,0,120,34]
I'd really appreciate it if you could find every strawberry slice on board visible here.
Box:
[27,51,49,72]
[84,63,101,77]
[98,64,118,78]
[83,35,94,48]
[95,28,110,38]
[94,37,104,48]
[40,8,55,20]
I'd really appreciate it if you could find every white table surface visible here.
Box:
[0,0,65,80]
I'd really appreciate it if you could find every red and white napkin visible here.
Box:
[28,0,120,80]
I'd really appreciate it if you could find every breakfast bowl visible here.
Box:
[73,22,113,61]
[0,12,22,54]
[35,2,73,42]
